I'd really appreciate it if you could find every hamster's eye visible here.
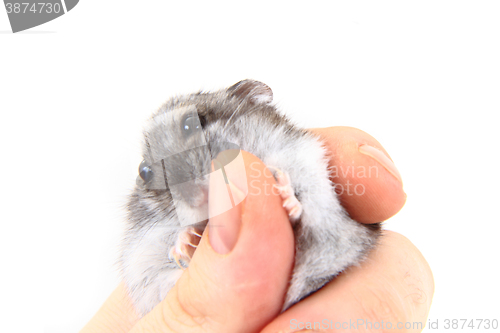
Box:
[138,160,153,183]
[182,115,202,138]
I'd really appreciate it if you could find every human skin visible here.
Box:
[80,126,433,333]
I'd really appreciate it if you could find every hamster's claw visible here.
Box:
[267,166,303,221]
[169,227,203,269]
[169,246,187,270]
[188,227,203,238]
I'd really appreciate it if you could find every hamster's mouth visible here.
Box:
[190,187,209,207]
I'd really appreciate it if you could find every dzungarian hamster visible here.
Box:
[120,80,381,316]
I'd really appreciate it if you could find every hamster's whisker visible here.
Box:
[221,117,243,135]
[222,104,244,132]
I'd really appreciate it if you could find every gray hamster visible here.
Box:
[120,80,381,316]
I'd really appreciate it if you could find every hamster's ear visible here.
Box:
[227,80,273,104]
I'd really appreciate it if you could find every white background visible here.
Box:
[1,1,499,332]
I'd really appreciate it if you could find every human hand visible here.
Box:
[81,126,433,333]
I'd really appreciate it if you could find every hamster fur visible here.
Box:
[120,80,381,316]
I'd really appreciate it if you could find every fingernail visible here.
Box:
[208,158,245,254]
[358,144,402,183]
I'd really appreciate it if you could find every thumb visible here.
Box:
[131,151,296,333]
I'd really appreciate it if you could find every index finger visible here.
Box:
[310,126,406,224]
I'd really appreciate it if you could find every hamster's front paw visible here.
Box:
[169,226,203,269]
[267,166,303,221]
